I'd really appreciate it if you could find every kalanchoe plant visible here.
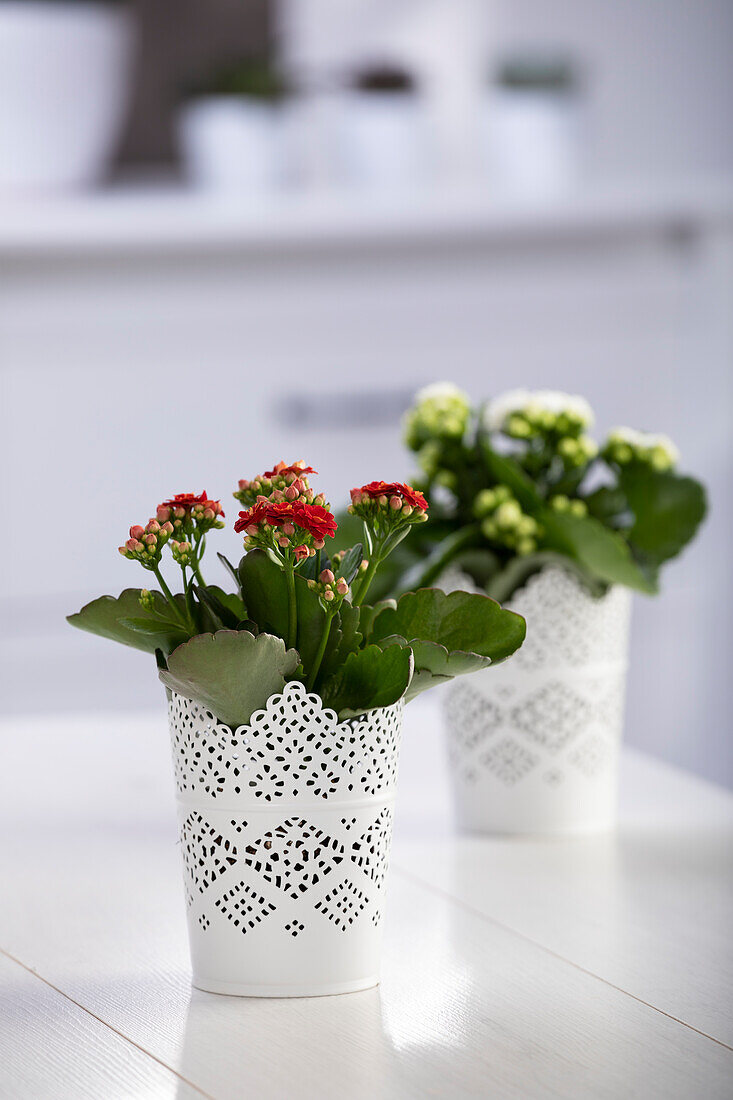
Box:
[384,384,707,602]
[68,462,526,727]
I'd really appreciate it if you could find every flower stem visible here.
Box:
[285,560,297,649]
[306,610,335,691]
[182,567,197,632]
[351,552,382,607]
[191,556,206,588]
[152,565,189,629]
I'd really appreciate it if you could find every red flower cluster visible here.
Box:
[234,501,337,541]
[158,491,225,519]
[351,481,428,512]
[263,461,317,480]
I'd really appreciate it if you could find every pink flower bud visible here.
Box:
[307,579,317,589]
[156,506,171,522]
[282,522,295,535]
[323,589,335,601]
[319,569,335,584]
[162,521,174,534]
[203,508,214,520]
[336,578,349,596]
[174,506,186,519]
[350,490,362,506]
[144,533,157,546]
[359,559,369,572]
[129,525,145,540]
[294,544,309,561]
[293,478,305,493]
[313,539,325,550]
[402,505,413,517]
[389,496,402,510]
[378,495,388,507]
[246,524,259,537]
[146,519,160,533]
[118,546,127,556]
[284,485,298,501]
[126,538,140,552]
[278,536,290,548]
[308,548,316,557]
[238,479,250,491]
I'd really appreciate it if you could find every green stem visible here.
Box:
[351,551,382,607]
[285,561,297,649]
[182,567,197,632]
[152,565,189,629]
[191,556,206,588]
[306,610,336,691]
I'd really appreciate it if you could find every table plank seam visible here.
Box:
[0,947,218,1100]
[391,864,733,1056]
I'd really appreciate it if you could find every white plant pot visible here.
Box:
[178,98,290,193]
[0,1,133,192]
[481,88,583,198]
[168,680,404,997]
[443,566,632,835]
[336,91,430,190]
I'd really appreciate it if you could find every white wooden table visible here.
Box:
[1,696,731,1099]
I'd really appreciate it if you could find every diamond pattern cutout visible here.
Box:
[181,812,239,894]
[480,738,538,785]
[315,880,367,931]
[244,817,344,899]
[215,883,276,933]
[350,808,393,890]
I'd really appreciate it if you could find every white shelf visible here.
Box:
[2,176,732,257]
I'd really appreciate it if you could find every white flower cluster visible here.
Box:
[404,381,472,452]
[483,389,595,434]
[604,427,680,471]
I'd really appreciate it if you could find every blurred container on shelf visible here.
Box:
[482,55,584,198]
[178,57,293,193]
[0,0,133,193]
[335,63,431,191]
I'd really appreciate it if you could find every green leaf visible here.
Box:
[485,551,607,603]
[119,616,188,636]
[619,469,707,565]
[318,600,363,684]
[478,440,543,511]
[542,511,658,594]
[583,486,628,523]
[159,630,299,728]
[319,644,414,718]
[376,635,492,701]
[358,599,396,640]
[335,544,364,586]
[217,552,242,593]
[238,549,333,680]
[67,589,189,657]
[368,587,526,664]
[396,526,482,593]
[194,585,247,629]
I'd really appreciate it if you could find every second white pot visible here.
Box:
[443,566,632,835]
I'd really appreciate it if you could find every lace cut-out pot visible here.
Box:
[441,566,631,835]
[168,680,403,997]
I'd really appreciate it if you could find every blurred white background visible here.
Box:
[1,0,731,786]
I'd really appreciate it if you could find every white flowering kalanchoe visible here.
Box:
[473,485,542,556]
[603,427,680,471]
[403,382,472,452]
[483,388,595,438]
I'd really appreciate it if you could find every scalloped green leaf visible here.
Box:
[542,510,658,593]
[376,634,492,701]
[67,589,189,657]
[159,630,299,728]
[368,588,526,664]
[619,468,707,566]
[319,644,414,719]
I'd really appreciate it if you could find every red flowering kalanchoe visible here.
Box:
[235,499,337,563]
[349,479,429,564]
[156,491,225,536]
[234,460,322,509]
